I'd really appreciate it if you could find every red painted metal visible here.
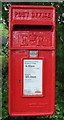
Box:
[8,5,56,116]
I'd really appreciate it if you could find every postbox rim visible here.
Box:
[9,5,56,10]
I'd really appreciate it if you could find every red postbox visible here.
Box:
[8,5,56,116]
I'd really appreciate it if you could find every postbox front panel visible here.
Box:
[9,5,56,116]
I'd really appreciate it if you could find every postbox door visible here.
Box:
[9,50,55,115]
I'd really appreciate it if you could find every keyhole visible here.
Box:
[18,80,21,83]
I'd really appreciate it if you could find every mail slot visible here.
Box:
[8,5,56,116]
